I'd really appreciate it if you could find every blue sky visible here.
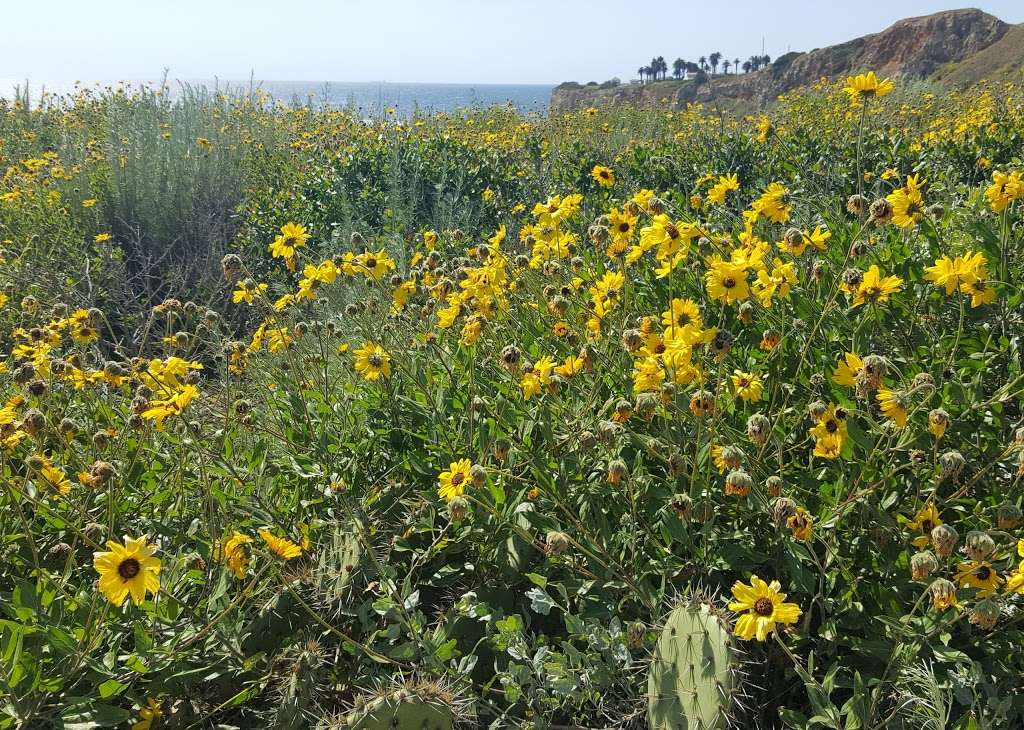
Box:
[2,1,1022,85]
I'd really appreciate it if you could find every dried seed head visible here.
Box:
[910,550,939,580]
[669,493,692,519]
[963,530,996,561]
[772,497,798,526]
[722,445,745,470]
[220,253,243,281]
[710,329,733,358]
[635,392,659,419]
[928,578,958,610]
[997,501,1022,530]
[607,458,629,485]
[911,372,935,393]
[667,451,686,476]
[447,495,470,521]
[842,268,864,291]
[725,469,753,497]
[847,194,869,215]
[23,409,45,436]
[621,328,643,353]
[545,531,571,556]
[746,413,770,445]
[969,597,999,630]
[930,524,959,558]
[738,301,754,324]
[939,450,966,481]
[869,197,893,224]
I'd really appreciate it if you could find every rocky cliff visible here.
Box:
[550,8,1017,114]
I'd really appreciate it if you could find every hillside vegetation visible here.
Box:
[2,74,1024,728]
[551,9,1024,113]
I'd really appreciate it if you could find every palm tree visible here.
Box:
[742,60,752,73]
[637,66,646,83]
[673,58,686,79]
[657,56,667,80]
[733,57,740,74]
[722,59,731,75]
[698,56,707,72]
[709,52,722,75]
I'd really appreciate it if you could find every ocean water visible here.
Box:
[0,79,554,115]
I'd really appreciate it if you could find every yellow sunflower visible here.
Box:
[258,528,303,559]
[728,574,802,641]
[832,352,863,387]
[876,387,909,427]
[956,560,1003,595]
[731,370,763,402]
[214,531,253,578]
[842,71,894,103]
[706,260,750,304]
[353,342,392,381]
[591,165,615,188]
[852,265,903,307]
[93,535,161,607]
[907,503,942,549]
[437,458,473,502]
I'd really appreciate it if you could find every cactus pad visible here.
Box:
[343,688,454,730]
[647,602,740,729]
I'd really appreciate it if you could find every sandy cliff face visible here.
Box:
[550,8,1011,114]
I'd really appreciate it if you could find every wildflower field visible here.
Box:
[2,74,1024,729]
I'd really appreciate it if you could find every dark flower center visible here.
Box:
[365,257,377,268]
[618,223,630,233]
[368,354,383,367]
[118,558,141,581]
[825,420,838,433]
[754,597,774,616]
[723,277,736,288]
[975,566,991,580]
[921,519,934,532]
[451,472,465,486]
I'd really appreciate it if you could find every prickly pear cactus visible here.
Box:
[315,522,363,600]
[647,601,741,730]
[343,688,454,730]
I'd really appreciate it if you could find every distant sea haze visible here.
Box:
[0,79,554,115]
